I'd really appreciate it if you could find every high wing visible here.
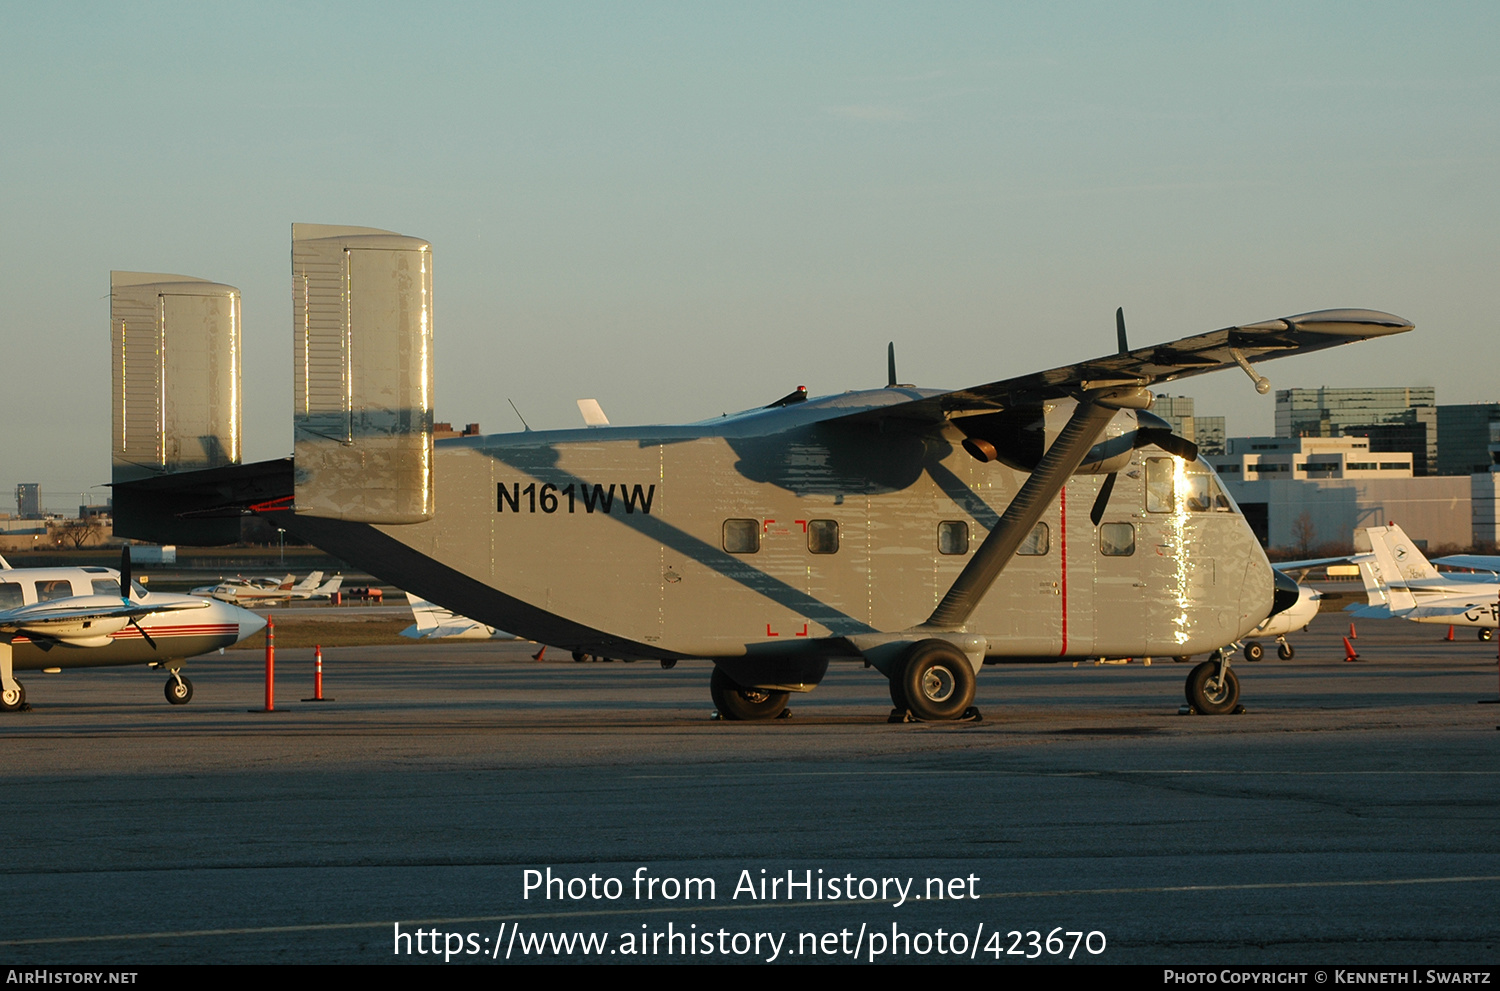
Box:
[837,309,1412,424]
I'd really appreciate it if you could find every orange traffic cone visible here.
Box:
[1342,636,1360,662]
[1349,622,1358,640]
[531,645,547,661]
[1446,625,1455,642]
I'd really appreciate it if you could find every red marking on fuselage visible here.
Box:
[1059,486,1069,656]
[766,623,779,637]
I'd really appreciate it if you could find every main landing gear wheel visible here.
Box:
[710,667,790,721]
[1,680,24,712]
[1480,629,1493,643]
[1277,641,1295,660]
[164,675,193,705]
[1243,641,1264,662]
[896,640,977,722]
[1185,659,1240,715]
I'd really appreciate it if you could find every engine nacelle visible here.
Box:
[954,401,1179,475]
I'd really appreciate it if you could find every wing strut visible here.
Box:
[924,394,1128,630]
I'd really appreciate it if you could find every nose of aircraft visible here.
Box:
[210,599,268,643]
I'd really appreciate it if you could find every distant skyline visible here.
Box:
[4,3,1497,507]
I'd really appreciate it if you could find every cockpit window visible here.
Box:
[1146,458,1174,513]
[0,583,22,609]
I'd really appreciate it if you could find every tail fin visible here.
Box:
[1354,553,1390,608]
[1382,523,1440,582]
[1365,527,1418,612]
[292,571,324,592]
[315,575,343,597]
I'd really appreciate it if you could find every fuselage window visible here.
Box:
[1017,522,1050,556]
[1100,522,1135,557]
[1146,457,1175,513]
[938,521,969,555]
[36,579,75,601]
[0,583,22,609]
[723,519,761,554]
[91,579,122,597]
[807,519,839,554]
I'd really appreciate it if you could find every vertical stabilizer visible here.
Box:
[292,224,435,524]
[1381,523,1441,582]
[111,272,242,484]
[1365,527,1418,612]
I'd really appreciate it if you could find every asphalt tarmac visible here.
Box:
[2,618,1498,966]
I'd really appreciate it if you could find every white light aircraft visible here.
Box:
[401,593,514,640]
[0,549,266,709]
[1348,524,1499,640]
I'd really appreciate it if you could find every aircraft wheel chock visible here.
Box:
[164,675,193,705]
[1243,641,1264,662]
[1,681,25,712]
[1185,661,1240,715]
[1278,641,1295,661]
[710,667,789,721]
[898,640,977,721]
[1480,629,1493,643]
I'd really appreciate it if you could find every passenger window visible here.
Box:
[1146,458,1174,513]
[938,521,969,555]
[91,579,122,597]
[1183,475,1213,513]
[0,583,22,609]
[1018,522,1049,556]
[807,520,839,554]
[1100,522,1135,557]
[36,580,74,601]
[722,519,761,554]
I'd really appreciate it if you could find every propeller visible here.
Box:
[118,546,157,650]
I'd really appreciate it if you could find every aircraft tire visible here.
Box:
[1185,661,1239,715]
[898,640,976,722]
[1,680,24,712]
[1278,641,1295,660]
[1480,629,1493,643]
[1173,656,1192,663]
[1243,641,1264,662]
[710,667,789,721]
[165,675,193,705]
[887,667,910,710]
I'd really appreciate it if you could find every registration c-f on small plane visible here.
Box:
[110,226,1413,721]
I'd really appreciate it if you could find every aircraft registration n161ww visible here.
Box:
[109,226,1413,721]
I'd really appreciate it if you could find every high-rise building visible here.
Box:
[15,483,40,519]
[1275,387,1437,476]
[1437,403,1500,475]
[1151,395,1226,456]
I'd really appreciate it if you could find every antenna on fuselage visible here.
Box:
[1116,307,1129,354]
[887,342,897,387]
[507,399,532,432]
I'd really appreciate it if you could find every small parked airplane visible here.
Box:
[401,593,513,640]
[1347,524,1499,639]
[0,549,266,709]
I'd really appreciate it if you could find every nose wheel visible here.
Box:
[1,680,25,712]
[164,672,194,705]
[1185,653,1240,715]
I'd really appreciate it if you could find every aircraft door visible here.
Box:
[1092,465,1147,656]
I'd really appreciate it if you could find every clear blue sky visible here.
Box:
[3,2,1496,509]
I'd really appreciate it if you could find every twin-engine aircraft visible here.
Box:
[108,226,1413,721]
[0,550,266,709]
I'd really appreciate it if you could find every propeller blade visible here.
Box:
[1090,472,1118,526]
[129,617,157,651]
[119,545,132,602]
[1135,427,1199,462]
